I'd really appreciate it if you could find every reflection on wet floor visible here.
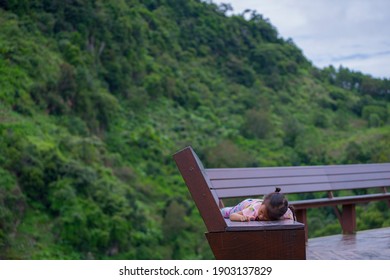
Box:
[306,227,390,260]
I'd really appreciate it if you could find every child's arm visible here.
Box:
[229,211,255,222]
[282,208,295,220]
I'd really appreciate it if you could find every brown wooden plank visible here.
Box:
[206,229,306,260]
[330,179,390,190]
[210,189,221,205]
[327,172,390,183]
[225,219,304,231]
[291,193,390,209]
[214,182,333,198]
[295,209,308,241]
[341,204,356,234]
[206,163,390,180]
[211,178,389,198]
[206,167,326,180]
[324,164,390,175]
[210,175,330,189]
[173,147,227,232]
[208,169,389,190]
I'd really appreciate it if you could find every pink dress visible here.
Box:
[221,198,294,220]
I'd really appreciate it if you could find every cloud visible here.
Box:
[331,51,390,63]
[212,0,390,78]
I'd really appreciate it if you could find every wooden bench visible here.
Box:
[173,146,390,260]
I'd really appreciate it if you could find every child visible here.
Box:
[221,187,296,222]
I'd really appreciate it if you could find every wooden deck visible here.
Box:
[306,227,390,260]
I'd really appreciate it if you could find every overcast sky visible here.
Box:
[212,0,390,79]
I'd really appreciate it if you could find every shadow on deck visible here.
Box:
[306,227,390,260]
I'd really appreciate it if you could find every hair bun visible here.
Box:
[275,187,281,193]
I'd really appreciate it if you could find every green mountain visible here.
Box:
[0,0,389,259]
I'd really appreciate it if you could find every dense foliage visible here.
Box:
[0,0,389,259]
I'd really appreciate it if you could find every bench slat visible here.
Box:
[328,172,390,182]
[209,172,390,189]
[206,167,326,180]
[214,183,333,198]
[206,163,390,180]
[330,179,390,191]
[214,179,390,199]
[210,175,330,189]
[225,219,305,231]
[325,164,390,175]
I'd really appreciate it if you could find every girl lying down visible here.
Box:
[221,188,296,222]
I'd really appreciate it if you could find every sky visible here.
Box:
[212,0,390,79]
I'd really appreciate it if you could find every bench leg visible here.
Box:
[381,187,390,208]
[341,204,356,234]
[295,209,308,242]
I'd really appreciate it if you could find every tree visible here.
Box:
[242,109,273,139]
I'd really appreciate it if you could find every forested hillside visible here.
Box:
[0,0,389,259]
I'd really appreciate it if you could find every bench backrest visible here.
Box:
[206,163,390,199]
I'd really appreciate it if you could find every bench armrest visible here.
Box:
[291,193,390,209]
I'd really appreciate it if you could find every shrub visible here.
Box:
[204,140,255,168]
[241,109,273,139]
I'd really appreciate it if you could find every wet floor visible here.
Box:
[306,227,390,260]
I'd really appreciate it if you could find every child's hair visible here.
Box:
[263,187,296,221]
